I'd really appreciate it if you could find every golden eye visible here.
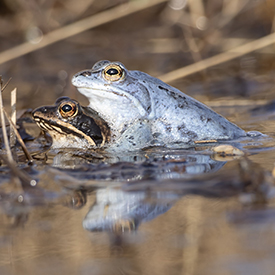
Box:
[103,64,124,81]
[59,102,78,118]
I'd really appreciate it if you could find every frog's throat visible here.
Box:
[77,87,147,117]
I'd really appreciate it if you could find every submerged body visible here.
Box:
[72,60,246,149]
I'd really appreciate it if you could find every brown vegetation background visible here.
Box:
[1,0,275,111]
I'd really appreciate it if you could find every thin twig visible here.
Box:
[159,31,275,83]
[1,78,12,92]
[0,79,13,163]
[0,83,35,189]
[3,109,33,162]
[10,88,16,147]
[0,0,167,65]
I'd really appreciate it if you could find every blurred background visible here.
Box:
[1,0,275,112]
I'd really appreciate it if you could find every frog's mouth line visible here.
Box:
[76,87,126,98]
[33,116,103,147]
[77,87,147,117]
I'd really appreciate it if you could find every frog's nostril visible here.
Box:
[80,71,91,77]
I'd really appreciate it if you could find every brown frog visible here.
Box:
[32,97,110,149]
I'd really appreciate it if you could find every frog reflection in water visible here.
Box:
[83,188,176,232]
[32,97,110,149]
[71,60,246,149]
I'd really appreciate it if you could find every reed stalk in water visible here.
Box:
[0,77,13,163]
[3,109,33,163]
[10,88,16,148]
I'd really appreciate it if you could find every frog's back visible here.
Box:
[134,72,246,143]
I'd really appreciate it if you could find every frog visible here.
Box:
[71,60,247,149]
[32,96,110,149]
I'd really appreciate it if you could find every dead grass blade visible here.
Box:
[0,0,167,65]
[1,78,12,92]
[159,32,275,83]
[0,79,13,163]
[219,0,249,28]
[10,88,16,147]
[0,84,36,189]
[3,109,33,162]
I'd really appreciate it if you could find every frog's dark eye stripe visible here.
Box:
[59,102,78,118]
[103,64,124,81]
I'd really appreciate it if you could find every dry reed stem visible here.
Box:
[0,80,13,163]
[0,0,167,65]
[221,0,245,19]
[10,88,16,147]
[1,78,12,92]
[3,109,33,162]
[0,81,34,189]
[215,0,250,29]
[205,98,269,107]
[159,31,275,83]
[188,0,205,25]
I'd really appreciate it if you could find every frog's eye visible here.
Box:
[103,64,124,81]
[59,102,78,118]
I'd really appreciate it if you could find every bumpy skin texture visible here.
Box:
[72,61,246,149]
